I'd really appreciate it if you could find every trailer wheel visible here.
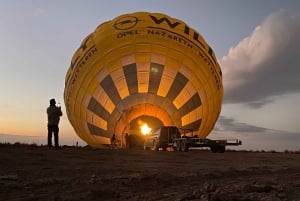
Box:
[210,146,225,153]
[218,146,225,153]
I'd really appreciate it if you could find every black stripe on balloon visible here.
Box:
[87,97,110,121]
[148,63,164,94]
[100,75,121,105]
[178,93,202,117]
[166,72,188,101]
[123,63,138,94]
[87,123,110,138]
[181,119,202,131]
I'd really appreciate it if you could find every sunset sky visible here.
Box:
[0,1,299,151]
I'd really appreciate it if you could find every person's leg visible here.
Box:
[53,125,59,149]
[47,125,53,148]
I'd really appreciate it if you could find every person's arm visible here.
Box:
[56,107,63,116]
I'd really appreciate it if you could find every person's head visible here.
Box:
[50,98,56,106]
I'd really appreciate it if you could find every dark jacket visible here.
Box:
[47,106,63,125]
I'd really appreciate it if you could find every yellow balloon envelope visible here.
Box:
[64,12,223,148]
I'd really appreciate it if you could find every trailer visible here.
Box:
[143,126,242,153]
[172,137,242,153]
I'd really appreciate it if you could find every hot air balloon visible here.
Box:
[64,12,223,148]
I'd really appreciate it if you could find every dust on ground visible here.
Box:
[0,145,299,201]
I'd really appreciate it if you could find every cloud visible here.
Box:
[219,11,300,107]
[32,7,46,17]
[214,116,267,133]
[212,116,300,151]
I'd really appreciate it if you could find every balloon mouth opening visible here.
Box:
[113,102,174,137]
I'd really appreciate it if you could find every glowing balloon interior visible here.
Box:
[64,12,223,148]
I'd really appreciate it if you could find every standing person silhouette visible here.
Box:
[47,98,63,149]
[111,134,117,149]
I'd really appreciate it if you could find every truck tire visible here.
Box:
[153,143,159,151]
[182,141,188,152]
[176,141,182,152]
[173,144,177,151]
[210,146,217,153]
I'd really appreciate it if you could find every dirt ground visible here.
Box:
[0,145,300,201]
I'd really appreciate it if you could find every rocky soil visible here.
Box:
[0,145,299,201]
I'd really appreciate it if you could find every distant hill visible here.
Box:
[0,133,86,146]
